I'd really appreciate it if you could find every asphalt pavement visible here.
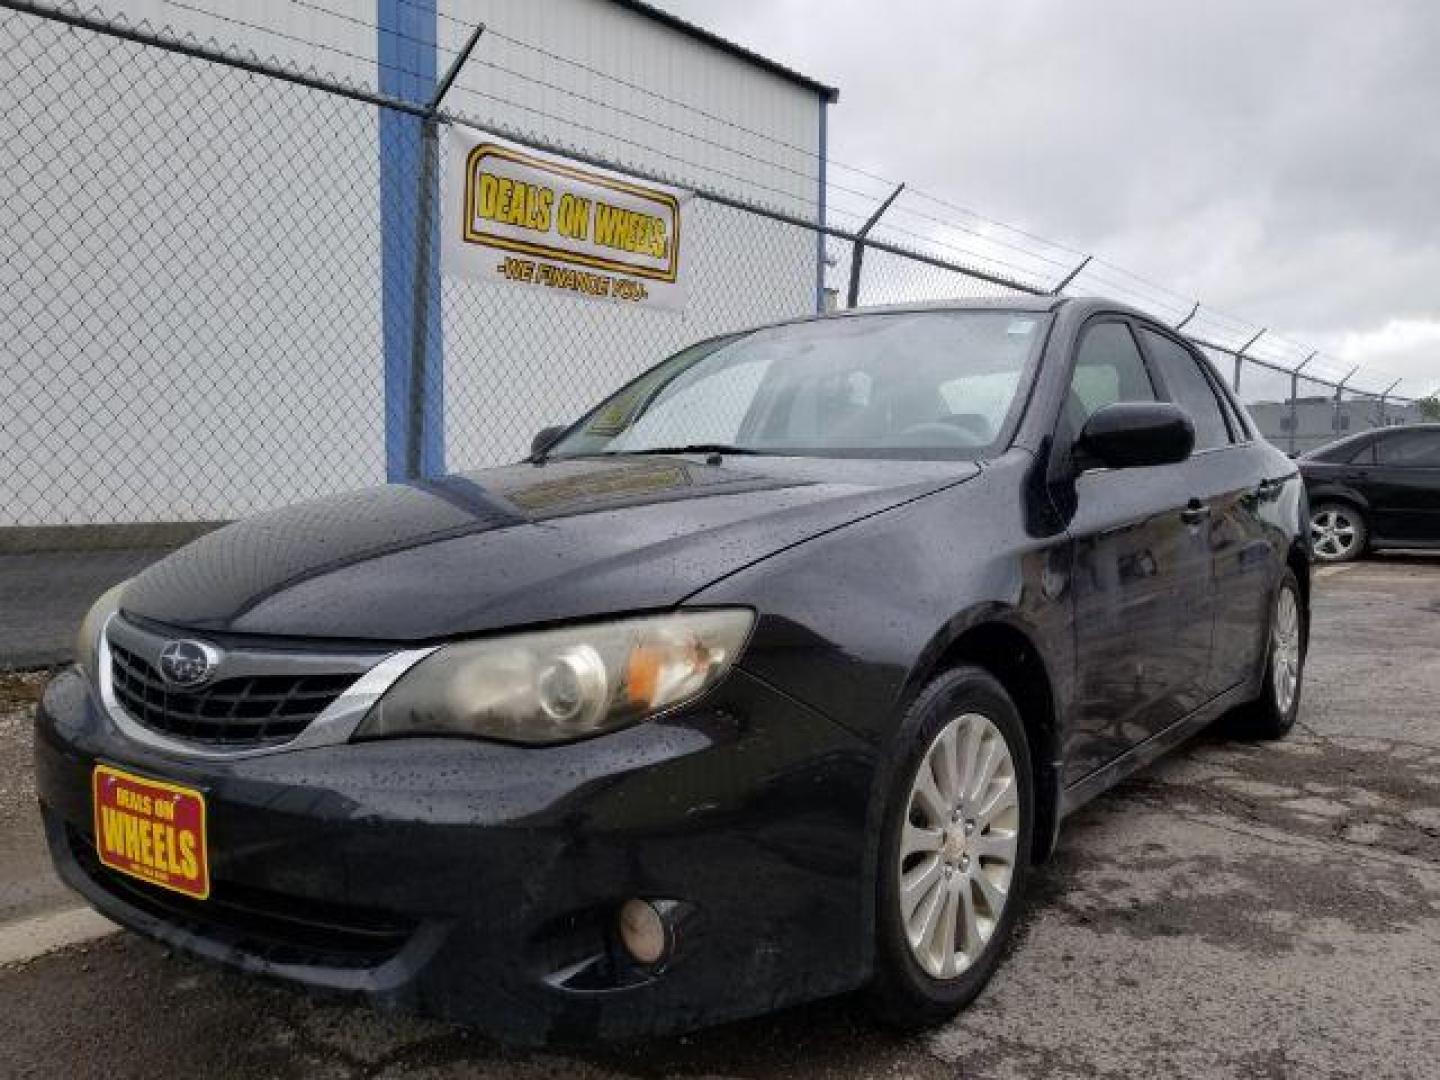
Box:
[0,548,171,670]
[1,556,1437,1079]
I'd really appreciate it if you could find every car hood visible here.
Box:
[121,455,978,641]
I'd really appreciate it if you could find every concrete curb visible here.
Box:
[0,523,225,555]
[0,907,118,967]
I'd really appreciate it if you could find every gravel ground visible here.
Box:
[0,671,72,924]
[1,556,1437,1079]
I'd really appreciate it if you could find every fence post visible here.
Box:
[1232,329,1265,394]
[1376,378,1401,427]
[379,0,443,481]
[814,96,828,314]
[1287,372,1300,455]
[1288,351,1316,456]
[1333,366,1360,434]
[846,183,904,309]
[405,123,440,480]
[403,22,485,479]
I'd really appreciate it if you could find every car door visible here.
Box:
[1366,429,1440,544]
[1136,325,1276,695]
[1061,318,1215,785]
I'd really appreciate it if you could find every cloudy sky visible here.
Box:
[652,0,1439,395]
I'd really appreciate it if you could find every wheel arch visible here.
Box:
[1286,540,1311,641]
[1308,484,1370,515]
[900,612,1063,865]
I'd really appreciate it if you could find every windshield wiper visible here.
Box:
[604,443,762,458]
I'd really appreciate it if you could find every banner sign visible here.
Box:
[443,124,690,310]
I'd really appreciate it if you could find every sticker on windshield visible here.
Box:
[1007,317,1038,336]
[586,392,644,436]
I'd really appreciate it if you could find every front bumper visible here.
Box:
[35,666,877,1043]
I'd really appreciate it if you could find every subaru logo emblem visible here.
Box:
[157,640,221,688]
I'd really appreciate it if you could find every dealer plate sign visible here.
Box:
[92,764,210,899]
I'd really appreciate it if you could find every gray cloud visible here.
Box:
[652,0,1440,393]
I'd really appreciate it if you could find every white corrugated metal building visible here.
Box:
[0,0,836,527]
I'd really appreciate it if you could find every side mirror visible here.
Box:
[1077,402,1194,470]
[530,424,567,458]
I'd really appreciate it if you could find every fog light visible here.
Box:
[617,898,668,965]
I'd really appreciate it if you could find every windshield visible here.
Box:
[547,310,1050,460]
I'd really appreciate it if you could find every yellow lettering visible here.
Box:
[500,177,522,225]
[167,825,184,873]
[178,831,198,880]
[477,172,499,220]
[557,193,591,239]
[593,203,624,249]
[151,822,169,872]
[137,818,153,867]
[122,812,140,861]
[594,204,668,259]
[100,806,125,855]
[477,172,554,233]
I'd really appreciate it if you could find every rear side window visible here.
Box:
[1067,322,1156,430]
[1139,328,1231,450]
[1376,430,1440,466]
[1344,440,1377,465]
[1208,362,1250,440]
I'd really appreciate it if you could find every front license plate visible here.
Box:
[92,764,210,900]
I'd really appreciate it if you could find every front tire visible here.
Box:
[1310,502,1366,563]
[869,666,1033,1030]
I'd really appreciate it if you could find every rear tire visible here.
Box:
[1310,502,1366,563]
[868,666,1033,1030]
[1236,569,1305,740]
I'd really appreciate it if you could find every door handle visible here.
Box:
[1181,500,1211,525]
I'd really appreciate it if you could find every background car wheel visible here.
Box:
[869,665,1033,1030]
[1236,569,1306,740]
[1310,502,1367,563]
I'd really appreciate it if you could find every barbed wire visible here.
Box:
[8,0,1426,402]
[246,0,1417,397]
[160,0,433,84]
[287,0,454,55]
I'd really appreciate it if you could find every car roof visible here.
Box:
[741,295,1156,335]
[1300,424,1440,460]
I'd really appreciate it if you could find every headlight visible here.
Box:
[355,609,754,745]
[75,581,127,684]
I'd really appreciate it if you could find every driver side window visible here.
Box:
[1065,321,1157,439]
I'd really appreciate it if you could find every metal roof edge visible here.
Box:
[606,0,840,102]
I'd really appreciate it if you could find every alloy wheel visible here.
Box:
[1271,584,1302,715]
[897,712,1019,980]
[1310,508,1359,561]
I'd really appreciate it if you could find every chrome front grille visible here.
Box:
[109,642,356,747]
[98,615,414,755]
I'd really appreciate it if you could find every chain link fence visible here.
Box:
[2,3,391,528]
[0,1,1423,541]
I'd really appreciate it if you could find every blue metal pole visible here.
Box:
[378,0,444,480]
[814,96,828,314]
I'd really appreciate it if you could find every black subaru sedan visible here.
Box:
[36,297,1309,1043]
